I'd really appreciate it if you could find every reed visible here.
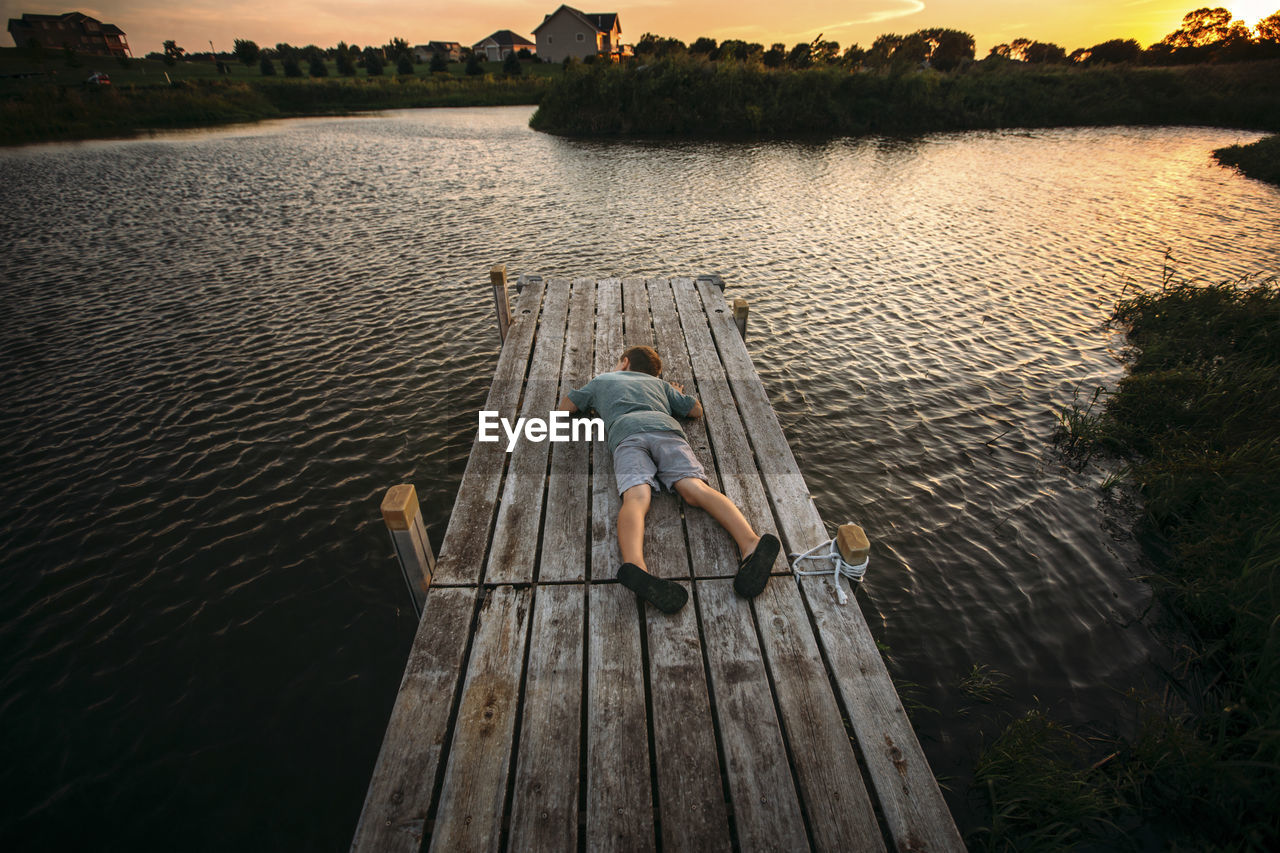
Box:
[1003,263,1280,848]
[531,56,1280,138]
[1214,134,1280,186]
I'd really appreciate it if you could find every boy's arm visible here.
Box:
[668,380,703,419]
[556,394,579,414]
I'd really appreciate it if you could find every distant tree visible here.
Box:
[1162,7,1237,48]
[762,42,785,67]
[866,34,903,68]
[811,35,841,64]
[336,49,356,76]
[281,55,302,76]
[841,44,866,67]
[259,56,276,75]
[917,28,975,70]
[233,39,260,65]
[397,54,414,75]
[1083,38,1143,64]
[365,52,384,76]
[385,37,411,61]
[785,42,812,68]
[301,44,324,63]
[503,50,522,76]
[717,39,761,61]
[429,52,449,73]
[1024,41,1067,63]
[517,47,533,59]
[163,40,184,66]
[465,51,485,75]
[634,32,686,57]
[689,36,717,55]
[309,56,328,77]
[1260,11,1280,42]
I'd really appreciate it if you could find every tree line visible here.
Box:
[145,36,536,79]
[631,7,1280,71]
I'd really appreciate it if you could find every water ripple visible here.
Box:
[1,109,1276,846]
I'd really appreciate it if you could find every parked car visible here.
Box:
[86,71,111,85]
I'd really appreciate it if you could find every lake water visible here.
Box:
[1,106,1276,849]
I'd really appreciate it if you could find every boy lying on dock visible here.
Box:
[557,345,780,614]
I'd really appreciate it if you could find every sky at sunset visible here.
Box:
[3,1,1277,57]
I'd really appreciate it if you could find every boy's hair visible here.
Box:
[622,345,662,376]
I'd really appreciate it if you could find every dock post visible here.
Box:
[733,298,749,341]
[380,484,435,617]
[491,264,512,342]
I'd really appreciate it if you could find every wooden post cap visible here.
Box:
[490,264,507,286]
[381,484,421,531]
[836,524,870,564]
[732,297,748,316]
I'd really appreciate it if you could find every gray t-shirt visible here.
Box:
[567,370,697,453]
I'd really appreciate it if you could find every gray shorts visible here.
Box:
[613,431,708,496]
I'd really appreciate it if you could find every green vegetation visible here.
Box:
[532,6,1280,138]
[990,264,1280,849]
[1215,134,1280,185]
[0,47,557,145]
[531,56,1280,138]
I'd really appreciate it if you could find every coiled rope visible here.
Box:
[791,535,868,605]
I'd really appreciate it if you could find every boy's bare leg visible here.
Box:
[617,484,652,570]
[673,477,760,559]
[616,483,688,613]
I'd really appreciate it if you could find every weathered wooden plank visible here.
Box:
[672,277,785,576]
[508,584,586,853]
[696,579,808,850]
[692,279,818,558]
[753,577,885,852]
[587,582,655,852]
[646,278,735,580]
[352,587,480,853]
[696,280,964,852]
[644,580,732,853]
[622,277,686,580]
[486,279,571,584]
[429,586,532,853]
[541,278,596,582]
[591,279,623,581]
[434,280,546,584]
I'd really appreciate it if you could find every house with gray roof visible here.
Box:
[472,30,535,62]
[532,5,622,62]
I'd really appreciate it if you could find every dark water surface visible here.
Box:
[2,107,1276,849]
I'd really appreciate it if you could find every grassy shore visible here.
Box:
[1214,134,1280,186]
[982,265,1279,849]
[530,56,1280,138]
[0,48,553,145]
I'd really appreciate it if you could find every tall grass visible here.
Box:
[1005,265,1280,849]
[1214,134,1280,186]
[531,57,1280,137]
[0,75,551,145]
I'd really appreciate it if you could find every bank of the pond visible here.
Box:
[1215,134,1280,186]
[974,270,1280,850]
[530,58,1280,138]
[0,76,549,146]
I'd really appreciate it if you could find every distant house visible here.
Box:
[532,5,621,63]
[472,30,535,62]
[414,41,461,63]
[7,11,131,57]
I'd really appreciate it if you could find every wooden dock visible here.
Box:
[353,275,963,852]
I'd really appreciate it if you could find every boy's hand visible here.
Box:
[669,381,685,394]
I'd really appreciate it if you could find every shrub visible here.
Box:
[397,54,414,76]
[259,57,276,76]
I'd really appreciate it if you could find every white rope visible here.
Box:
[791,536,868,605]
